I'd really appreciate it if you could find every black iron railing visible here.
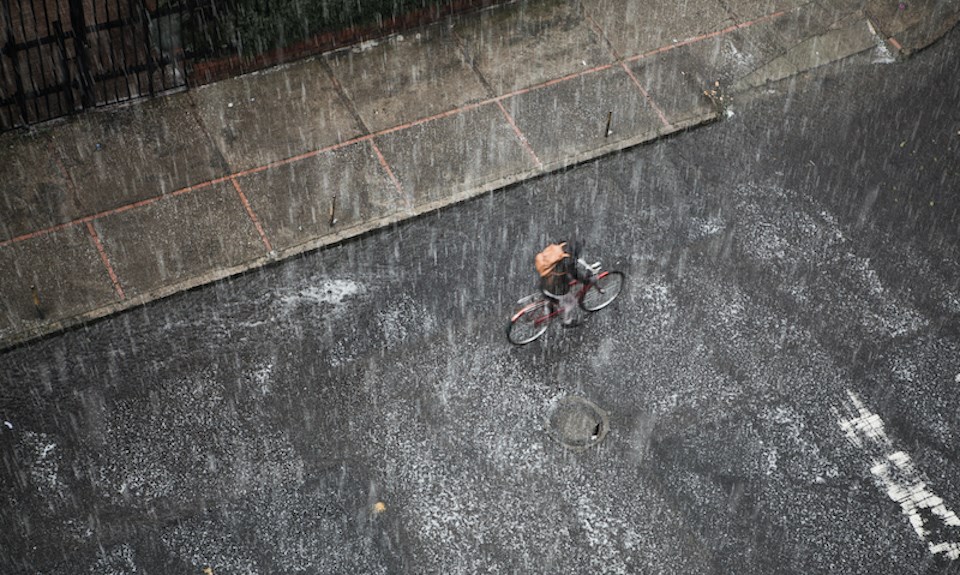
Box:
[1,0,195,131]
[1,0,505,132]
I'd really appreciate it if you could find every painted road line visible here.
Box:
[837,390,960,561]
[837,392,888,447]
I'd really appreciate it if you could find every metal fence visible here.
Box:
[1,0,191,131]
[1,0,504,132]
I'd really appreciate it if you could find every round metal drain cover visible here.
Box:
[545,396,609,451]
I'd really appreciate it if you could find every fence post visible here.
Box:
[69,0,95,107]
[138,0,156,96]
[52,20,76,113]
[2,0,30,125]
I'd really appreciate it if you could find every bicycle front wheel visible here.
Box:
[507,300,551,345]
[580,271,625,312]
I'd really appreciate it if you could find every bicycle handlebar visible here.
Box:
[577,258,602,276]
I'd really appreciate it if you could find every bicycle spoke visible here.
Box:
[580,271,624,312]
[507,300,551,345]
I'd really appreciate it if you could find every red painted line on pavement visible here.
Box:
[2,10,788,253]
[585,9,672,129]
[493,63,617,103]
[625,10,788,63]
[372,101,489,138]
[1,221,73,248]
[0,179,230,248]
[85,221,126,300]
[1,140,91,247]
[230,177,273,253]
[229,136,375,179]
[369,64,617,138]
[495,100,543,168]
[2,178,247,248]
[620,62,673,129]
[370,140,410,208]
[87,183,207,220]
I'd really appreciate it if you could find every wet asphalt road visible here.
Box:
[2,27,960,575]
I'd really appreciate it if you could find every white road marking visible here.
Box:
[837,390,960,560]
[837,393,888,447]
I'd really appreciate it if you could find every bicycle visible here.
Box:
[506,260,625,345]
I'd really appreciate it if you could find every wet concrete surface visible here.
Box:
[504,64,667,165]
[583,0,736,58]
[235,142,405,252]
[3,0,917,348]
[1,26,959,575]
[326,23,490,134]
[190,59,364,172]
[0,226,120,323]
[0,130,75,239]
[91,183,267,298]
[453,0,614,94]
[374,104,537,203]
[52,97,230,211]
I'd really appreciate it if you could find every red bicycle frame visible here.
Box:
[510,271,610,325]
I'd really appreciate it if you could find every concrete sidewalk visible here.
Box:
[1,0,957,350]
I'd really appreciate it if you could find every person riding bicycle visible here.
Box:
[535,239,592,326]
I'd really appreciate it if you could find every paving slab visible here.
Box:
[0,129,76,242]
[452,0,613,94]
[191,58,365,172]
[866,0,943,36]
[503,65,666,167]
[891,10,960,50]
[768,1,863,47]
[626,54,717,127]
[1,0,957,352]
[724,0,818,22]
[236,141,406,254]
[865,0,960,52]
[582,0,736,59]
[326,23,490,134]
[374,104,537,205]
[815,0,868,21]
[733,17,877,89]
[91,183,266,298]
[0,225,118,339]
[52,94,229,215]
[627,21,788,124]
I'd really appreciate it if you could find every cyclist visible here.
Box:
[536,238,592,326]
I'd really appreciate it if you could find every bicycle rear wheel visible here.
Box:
[507,300,552,345]
[580,271,625,312]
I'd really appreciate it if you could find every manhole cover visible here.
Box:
[545,396,608,451]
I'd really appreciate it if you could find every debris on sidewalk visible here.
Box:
[703,80,726,117]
